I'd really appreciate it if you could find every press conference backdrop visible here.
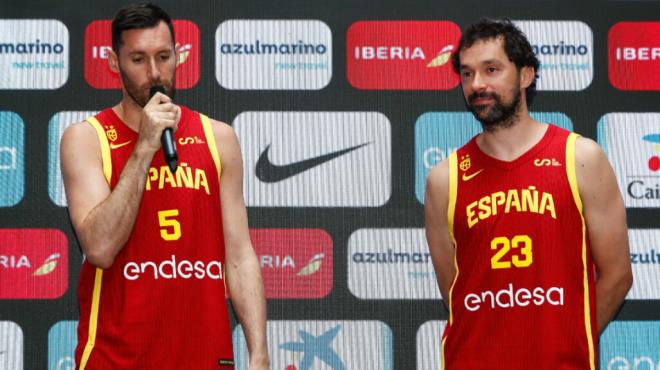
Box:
[0,0,659,369]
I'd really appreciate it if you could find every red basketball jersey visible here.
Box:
[441,124,597,370]
[75,107,235,369]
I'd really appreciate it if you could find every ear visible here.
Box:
[520,66,535,89]
[108,49,119,74]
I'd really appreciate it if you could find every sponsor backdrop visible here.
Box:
[0,0,659,368]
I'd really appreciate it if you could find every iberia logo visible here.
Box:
[0,229,68,299]
[644,134,660,172]
[347,21,461,90]
[609,22,660,90]
[84,19,200,89]
[250,229,333,299]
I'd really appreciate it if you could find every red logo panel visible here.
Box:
[347,21,461,90]
[84,19,200,89]
[250,229,332,299]
[0,229,68,299]
[609,22,660,90]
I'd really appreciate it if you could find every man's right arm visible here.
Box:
[60,121,155,268]
[61,94,179,269]
[424,160,456,309]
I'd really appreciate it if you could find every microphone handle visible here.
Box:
[161,127,178,173]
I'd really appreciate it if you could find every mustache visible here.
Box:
[468,92,498,104]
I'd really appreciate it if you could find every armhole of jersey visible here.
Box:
[85,116,112,184]
[447,152,458,239]
[565,132,596,370]
[200,114,222,180]
[78,116,109,370]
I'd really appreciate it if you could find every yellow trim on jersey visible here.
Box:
[566,132,596,370]
[86,116,112,184]
[78,116,112,370]
[446,152,459,325]
[441,152,459,370]
[200,114,222,180]
[79,268,104,370]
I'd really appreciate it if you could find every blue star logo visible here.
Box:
[279,325,346,370]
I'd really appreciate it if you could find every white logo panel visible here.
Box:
[233,321,393,370]
[515,21,593,91]
[0,321,23,370]
[348,228,441,299]
[597,113,660,208]
[627,229,660,299]
[0,20,69,89]
[216,20,332,90]
[416,321,447,370]
[235,112,391,207]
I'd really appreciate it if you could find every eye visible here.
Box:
[132,56,144,64]
[461,71,472,78]
[159,53,171,61]
[487,66,498,73]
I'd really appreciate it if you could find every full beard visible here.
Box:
[466,87,521,133]
[119,68,176,108]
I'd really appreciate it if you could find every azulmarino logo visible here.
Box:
[0,40,65,54]
[219,40,328,55]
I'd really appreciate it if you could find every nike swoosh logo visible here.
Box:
[109,141,132,149]
[256,142,370,183]
[462,169,484,181]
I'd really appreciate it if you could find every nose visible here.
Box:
[147,57,161,82]
[471,72,487,92]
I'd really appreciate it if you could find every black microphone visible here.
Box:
[149,85,178,173]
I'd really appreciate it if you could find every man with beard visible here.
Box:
[424,18,632,369]
[60,3,267,369]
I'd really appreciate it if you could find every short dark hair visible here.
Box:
[111,2,175,54]
[452,18,540,105]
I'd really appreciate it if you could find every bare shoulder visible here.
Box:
[573,136,608,168]
[426,159,450,192]
[209,118,236,140]
[60,120,100,160]
[61,120,98,146]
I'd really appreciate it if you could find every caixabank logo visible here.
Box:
[600,321,660,370]
[626,229,660,299]
[0,229,68,299]
[85,19,199,89]
[514,21,593,91]
[348,228,440,300]
[416,321,447,370]
[0,111,24,207]
[0,321,23,370]
[250,228,333,299]
[598,113,660,208]
[48,111,98,207]
[48,321,77,370]
[216,20,332,90]
[609,22,660,90]
[234,112,391,207]
[347,21,461,90]
[0,19,69,89]
[414,112,573,203]
[233,321,393,370]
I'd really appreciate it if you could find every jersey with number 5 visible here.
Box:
[441,124,597,370]
[75,106,234,370]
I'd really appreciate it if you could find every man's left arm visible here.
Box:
[575,137,633,335]
[213,119,268,369]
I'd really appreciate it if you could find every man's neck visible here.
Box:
[476,109,548,162]
[112,96,142,132]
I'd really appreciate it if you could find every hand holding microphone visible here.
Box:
[148,85,178,173]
